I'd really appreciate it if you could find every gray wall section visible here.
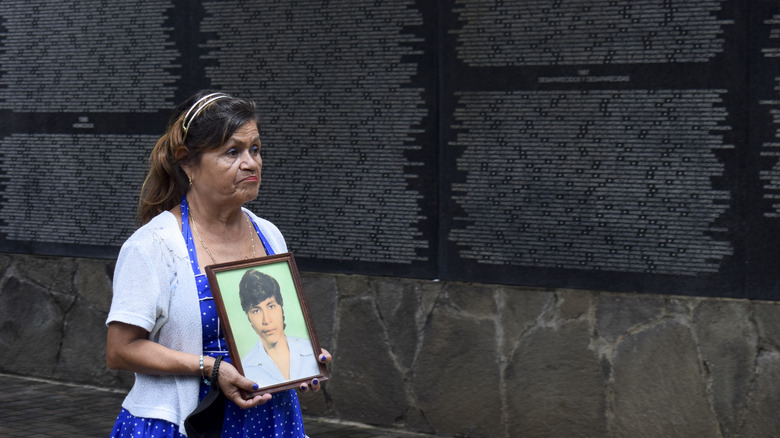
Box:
[1,252,779,438]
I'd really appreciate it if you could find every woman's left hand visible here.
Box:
[299,348,332,393]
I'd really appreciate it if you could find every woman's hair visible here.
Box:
[239,269,284,313]
[137,89,260,224]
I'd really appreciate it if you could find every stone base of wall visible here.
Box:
[0,254,133,389]
[1,253,779,437]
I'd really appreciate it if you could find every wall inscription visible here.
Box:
[1,0,776,298]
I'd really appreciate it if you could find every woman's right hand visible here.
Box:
[213,359,272,409]
[108,322,271,409]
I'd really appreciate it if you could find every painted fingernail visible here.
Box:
[300,384,308,392]
[252,383,259,390]
[312,379,319,386]
[320,355,327,362]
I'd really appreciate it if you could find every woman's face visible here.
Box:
[186,120,262,206]
[247,296,285,348]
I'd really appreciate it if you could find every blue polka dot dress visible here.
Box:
[110,196,307,438]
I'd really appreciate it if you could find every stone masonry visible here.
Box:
[1,252,779,437]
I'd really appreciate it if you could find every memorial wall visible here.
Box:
[0,0,777,299]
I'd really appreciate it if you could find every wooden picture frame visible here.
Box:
[205,252,328,394]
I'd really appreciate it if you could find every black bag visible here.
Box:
[184,387,225,437]
[184,356,226,438]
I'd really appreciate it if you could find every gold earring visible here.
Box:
[188,175,193,187]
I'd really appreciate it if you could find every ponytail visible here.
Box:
[137,122,188,224]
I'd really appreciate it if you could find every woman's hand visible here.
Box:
[299,348,332,393]
[213,360,272,409]
[108,322,271,409]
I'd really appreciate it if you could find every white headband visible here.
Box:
[181,92,230,138]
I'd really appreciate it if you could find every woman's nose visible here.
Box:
[241,151,260,169]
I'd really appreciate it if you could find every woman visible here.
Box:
[238,270,321,388]
[106,90,331,437]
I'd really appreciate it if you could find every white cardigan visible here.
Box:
[106,208,287,436]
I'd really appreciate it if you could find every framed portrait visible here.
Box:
[205,252,329,394]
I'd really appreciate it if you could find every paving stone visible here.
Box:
[611,319,720,437]
[739,349,780,437]
[693,300,756,437]
[327,296,409,426]
[0,278,67,378]
[0,374,450,438]
[595,294,664,342]
[505,320,607,437]
[414,299,502,437]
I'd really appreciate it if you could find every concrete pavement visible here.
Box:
[0,373,442,438]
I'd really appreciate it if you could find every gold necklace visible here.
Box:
[246,213,256,259]
[190,210,256,265]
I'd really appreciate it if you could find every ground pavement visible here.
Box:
[0,373,443,438]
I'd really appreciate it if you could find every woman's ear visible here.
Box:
[176,146,193,180]
[174,144,189,162]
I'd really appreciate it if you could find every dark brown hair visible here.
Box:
[137,90,260,224]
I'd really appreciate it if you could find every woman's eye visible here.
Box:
[251,145,261,155]
[226,148,238,156]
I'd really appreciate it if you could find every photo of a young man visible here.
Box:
[238,269,320,387]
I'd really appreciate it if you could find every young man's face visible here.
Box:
[247,296,284,348]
